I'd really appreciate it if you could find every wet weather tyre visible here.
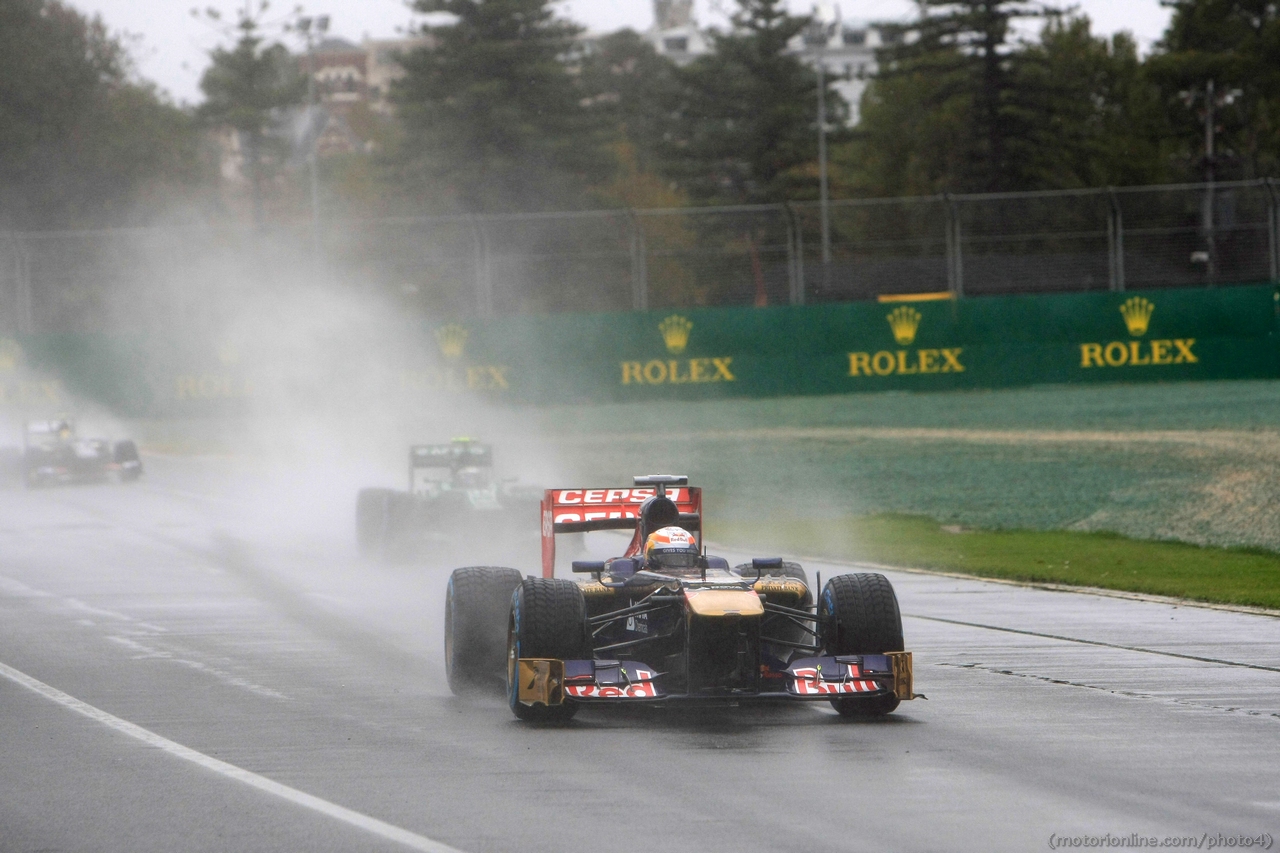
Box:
[820,573,904,717]
[445,567,523,696]
[507,578,588,723]
[113,440,142,482]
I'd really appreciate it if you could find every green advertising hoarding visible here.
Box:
[441,283,1280,404]
[2,283,1276,416]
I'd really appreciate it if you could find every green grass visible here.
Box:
[714,514,1280,610]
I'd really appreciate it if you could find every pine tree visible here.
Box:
[1147,0,1280,179]
[862,0,1052,193]
[393,0,609,213]
[198,13,305,225]
[1,0,204,228]
[667,0,841,204]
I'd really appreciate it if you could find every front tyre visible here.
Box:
[820,572,904,718]
[445,567,523,696]
[507,577,588,722]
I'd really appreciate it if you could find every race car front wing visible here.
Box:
[516,652,916,708]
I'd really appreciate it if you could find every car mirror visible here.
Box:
[751,557,783,581]
[571,561,606,574]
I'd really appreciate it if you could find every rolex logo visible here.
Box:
[659,315,693,354]
[1119,297,1154,337]
[886,306,922,346]
[435,324,468,360]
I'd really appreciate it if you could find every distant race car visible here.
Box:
[22,418,142,488]
[355,438,541,559]
[444,475,919,722]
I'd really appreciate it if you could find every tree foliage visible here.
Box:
[664,0,840,204]
[392,0,610,213]
[843,4,1183,194]
[1147,0,1280,179]
[0,0,202,228]
[197,12,305,224]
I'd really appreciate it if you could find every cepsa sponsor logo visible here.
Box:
[551,487,685,524]
[621,357,735,386]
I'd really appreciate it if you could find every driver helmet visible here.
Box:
[644,526,700,572]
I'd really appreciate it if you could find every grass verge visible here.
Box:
[713,514,1280,610]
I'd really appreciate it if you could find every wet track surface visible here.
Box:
[2,455,1278,852]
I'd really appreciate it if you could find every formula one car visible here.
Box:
[22,418,142,488]
[356,438,540,559]
[444,475,918,721]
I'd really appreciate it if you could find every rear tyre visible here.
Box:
[445,567,523,696]
[507,577,588,722]
[820,573,904,717]
[113,440,142,482]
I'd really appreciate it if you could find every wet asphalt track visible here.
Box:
[1,455,1278,853]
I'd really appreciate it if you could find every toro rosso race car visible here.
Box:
[356,438,540,559]
[444,475,918,722]
[22,418,142,488]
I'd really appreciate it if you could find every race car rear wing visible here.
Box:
[541,475,702,577]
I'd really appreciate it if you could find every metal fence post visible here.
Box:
[781,204,804,306]
[1266,178,1279,283]
[628,210,649,312]
[944,195,964,298]
[1107,187,1126,292]
[783,202,803,302]
[468,215,493,318]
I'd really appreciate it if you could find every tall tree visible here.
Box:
[392,0,609,213]
[0,0,202,228]
[1013,17,1173,188]
[197,8,305,225]
[1147,0,1280,180]
[665,0,839,204]
[854,0,1052,194]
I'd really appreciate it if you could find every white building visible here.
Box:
[641,0,891,125]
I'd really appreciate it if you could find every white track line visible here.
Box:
[0,660,464,853]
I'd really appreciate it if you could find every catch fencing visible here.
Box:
[0,179,1278,336]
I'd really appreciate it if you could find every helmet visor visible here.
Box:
[651,547,698,571]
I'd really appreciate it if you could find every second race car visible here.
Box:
[21,417,143,488]
[356,438,540,560]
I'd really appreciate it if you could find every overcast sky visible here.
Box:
[68,0,1172,105]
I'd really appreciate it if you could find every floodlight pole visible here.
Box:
[302,16,329,256]
[1202,79,1216,283]
[817,57,831,274]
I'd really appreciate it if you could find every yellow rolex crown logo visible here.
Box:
[886,306,922,346]
[659,315,693,354]
[1119,297,1154,337]
[435,324,468,360]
